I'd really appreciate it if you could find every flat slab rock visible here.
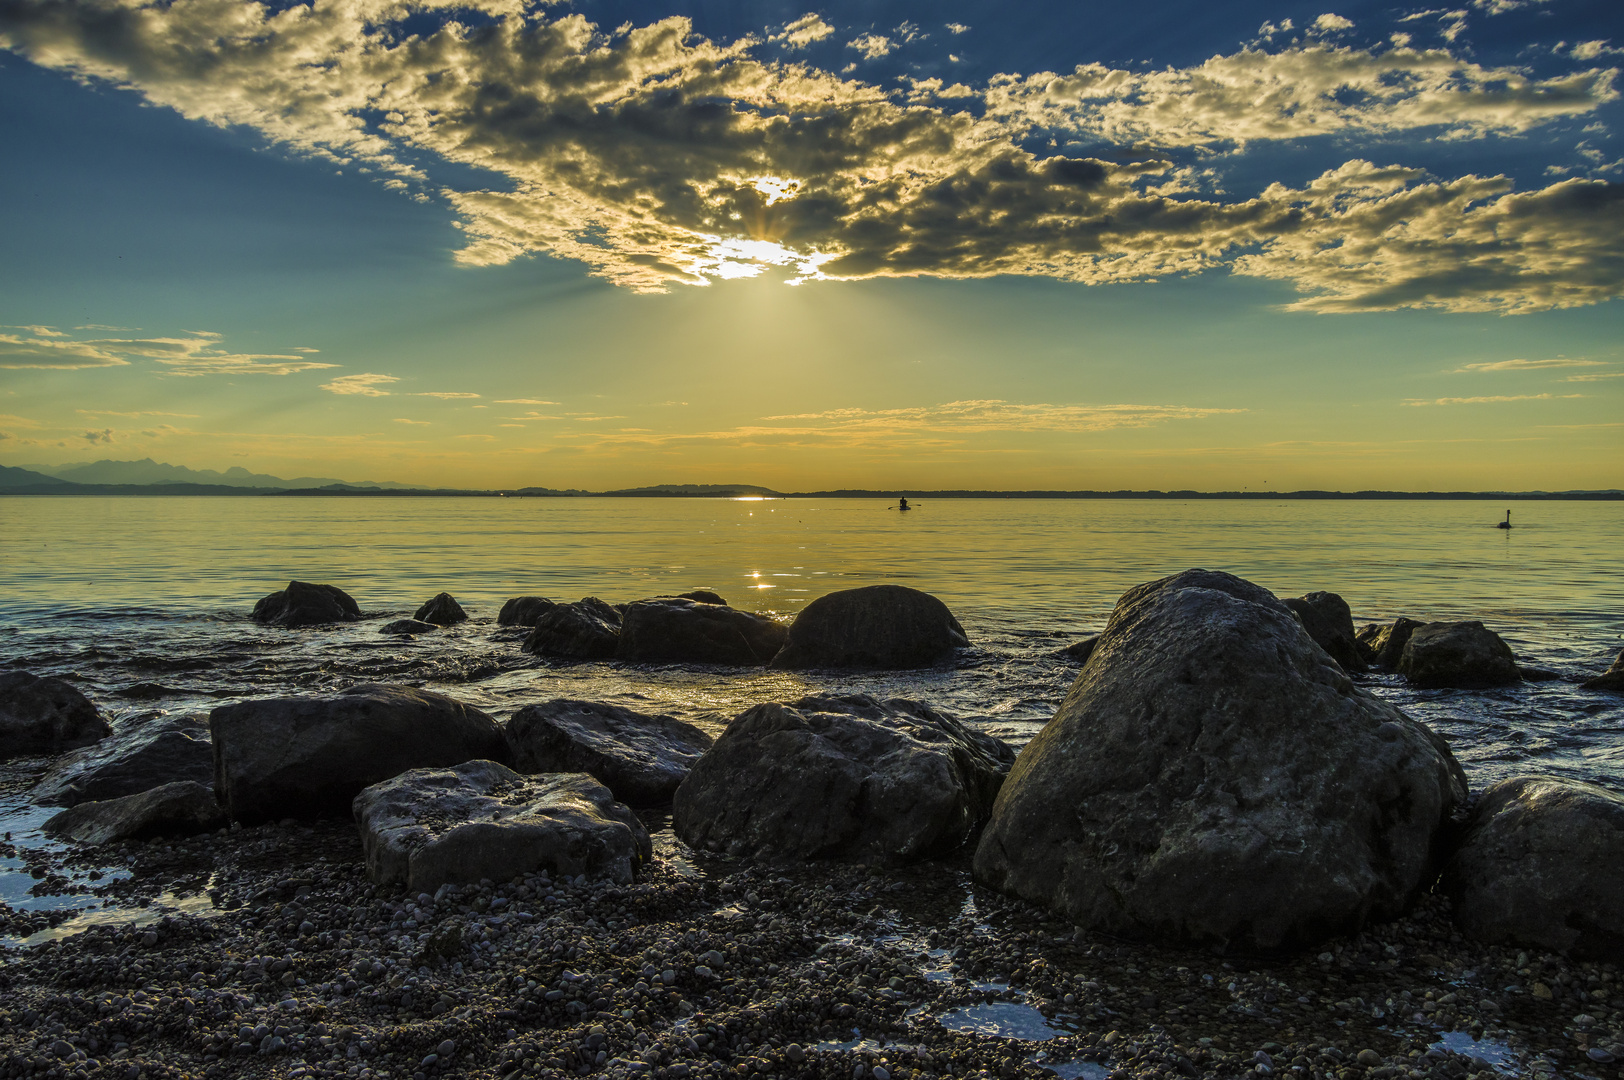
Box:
[0,671,110,761]
[1444,776,1624,961]
[33,712,213,807]
[771,585,969,669]
[673,693,1014,864]
[211,683,510,824]
[353,760,651,892]
[44,781,224,845]
[506,699,714,806]
[974,568,1467,953]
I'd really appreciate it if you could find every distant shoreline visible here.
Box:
[2,484,1620,500]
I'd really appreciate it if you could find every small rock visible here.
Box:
[413,592,467,626]
[1356,1050,1383,1067]
[380,619,439,635]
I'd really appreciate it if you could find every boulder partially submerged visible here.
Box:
[1444,776,1624,960]
[380,619,438,635]
[770,585,969,669]
[1581,648,1624,692]
[33,712,213,807]
[210,684,510,824]
[1283,591,1367,673]
[498,596,555,628]
[974,569,1467,952]
[1398,621,1521,688]
[353,760,651,892]
[44,781,224,845]
[523,598,622,659]
[1356,617,1425,670]
[674,693,1014,864]
[0,672,109,761]
[251,581,361,628]
[506,700,714,806]
[413,592,467,626]
[617,598,786,666]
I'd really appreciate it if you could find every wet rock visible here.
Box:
[0,671,110,761]
[1398,621,1521,688]
[354,759,650,891]
[1356,617,1424,670]
[1060,636,1099,664]
[673,589,726,605]
[211,683,511,824]
[617,597,787,666]
[1283,591,1367,673]
[1581,648,1624,691]
[770,585,970,669]
[33,711,213,807]
[1444,775,1624,960]
[414,591,467,626]
[974,569,1467,952]
[523,598,622,659]
[498,596,556,627]
[674,693,1014,863]
[43,780,224,844]
[381,619,439,635]
[251,579,361,627]
[506,699,713,806]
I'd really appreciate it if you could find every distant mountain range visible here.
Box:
[1,459,1619,499]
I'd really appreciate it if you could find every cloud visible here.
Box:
[1473,0,1550,13]
[1403,393,1585,404]
[0,326,336,372]
[846,33,893,60]
[1564,371,1624,381]
[393,417,431,425]
[2,5,1619,312]
[76,408,199,417]
[321,373,399,396]
[495,398,560,405]
[759,399,1245,433]
[81,427,114,443]
[1571,41,1624,61]
[946,23,970,35]
[411,391,481,399]
[1454,357,1606,371]
[772,14,833,50]
[1311,14,1355,33]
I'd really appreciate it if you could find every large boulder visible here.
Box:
[617,598,787,666]
[0,672,110,760]
[1444,776,1624,960]
[498,596,555,627]
[353,760,651,892]
[43,781,224,845]
[251,581,361,628]
[210,684,510,824]
[1283,591,1367,673]
[523,598,622,659]
[770,585,970,669]
[1356,617,1424,670]
[1581,648,1624,692]
[33,712,213,807]
[973,569,1467,953]
[506,700,714,806]
[413,592,467,626]
[1398,621,1521,688]
[674,693,1015,864]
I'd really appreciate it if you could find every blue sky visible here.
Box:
[1,0,1621,489]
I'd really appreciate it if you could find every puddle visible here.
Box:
[3,885,220,947]
[1430,1032,1522,1074]
[939,1001,1080,1041]
[1,803,130,912]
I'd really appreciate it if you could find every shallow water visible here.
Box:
[2,495,1622,923]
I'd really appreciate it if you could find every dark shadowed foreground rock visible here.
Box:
[354,760,651,892]
[33,712,212,807]
[1284,591,1367,673]
[523,598,622,659]
[43,781,225,845]
[1444,776,1624,960]
[380,619,438,635]
[672,589,726,605]
[506,700,714,806]
[0,672,109,761]
[617,598,787,665]
[674,693,1014,864]
[1356,617,1425,669]
[1581,648,1624,691]
[211,684,510,824]
[251,580,361,628]
[974,569,1467,953]
[1399,620,1521,688]
[1060,636,1099,664]
[770,585,969,669]
[413,592,467,625]
[498,596,556,627]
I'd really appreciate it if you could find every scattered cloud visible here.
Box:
[411,391,481,399]
[1472,0,1551,13]
[945,22,970,35]
[495,398,560,405]
[1,6,1618,312]
[1564,371,1624,381]
[0,326,335,373]
[846,33,893,60]
[772,14,834,50]
[1311,14,1355,34]
[1454,357,1606,372]
[393,418,431,425]
[1403,393,1586,405]
[76,408,200,417]
[321,373,399,396]
[81,428,114,443]
[760,400,1245,433]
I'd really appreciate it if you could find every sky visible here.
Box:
[1,0,1621,491]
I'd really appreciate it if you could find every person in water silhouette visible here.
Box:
[898,496,910,510]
